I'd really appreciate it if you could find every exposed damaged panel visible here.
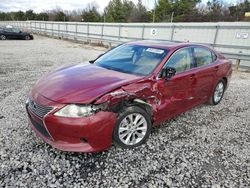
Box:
[94,75,204,126]
[94,79,167,125]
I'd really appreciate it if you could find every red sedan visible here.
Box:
[26,41,232,152]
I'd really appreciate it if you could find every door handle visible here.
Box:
[215,66,219,71]
[190,74,195,79]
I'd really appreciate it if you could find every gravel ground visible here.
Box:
[0,35,249,187]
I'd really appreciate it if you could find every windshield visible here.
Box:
[95,44,168,76]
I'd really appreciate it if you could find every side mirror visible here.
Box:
[89,53,104,64]
[19,31,22,33]
[161,67,176,80]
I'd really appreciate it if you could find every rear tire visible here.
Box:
[0,35,6,40]
[113,106,152,149]
[209,79,225,105]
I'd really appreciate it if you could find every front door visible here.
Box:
[154,47,198,124]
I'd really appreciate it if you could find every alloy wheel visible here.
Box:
[25,35,30,40]
[214,82,224,103]
[118,113,148,146]
[0,35,6,40]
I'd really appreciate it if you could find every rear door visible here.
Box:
[192,47,218,103]
[3,28,14,39]
[4,28,22,39]
[155,47,199,123]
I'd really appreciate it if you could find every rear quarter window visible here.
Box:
[212,52,217,62]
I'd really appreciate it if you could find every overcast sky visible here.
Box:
[0,0,238,13]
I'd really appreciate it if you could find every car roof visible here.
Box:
[127,40,208,51]
[5,25,13,28]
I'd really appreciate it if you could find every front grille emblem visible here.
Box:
[27,98,53,118]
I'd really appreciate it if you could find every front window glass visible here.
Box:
[165,48,193,73]
[12,28,21,33]
[95,44,168,76]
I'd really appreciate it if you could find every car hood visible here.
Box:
[20,31,28,35]
[32,62,143,104]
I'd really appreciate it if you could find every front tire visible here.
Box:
[113,106,152,149]
[0,35,6,40]
[25,35,31,40]
[209,79,225,105]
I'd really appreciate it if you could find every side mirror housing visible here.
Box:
[161,67,176,80]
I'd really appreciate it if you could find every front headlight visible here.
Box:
[54,104,105,118]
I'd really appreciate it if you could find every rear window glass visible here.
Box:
[4,28,12,32]
[194,47,213,67]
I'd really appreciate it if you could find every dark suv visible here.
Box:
[0,27,33,40]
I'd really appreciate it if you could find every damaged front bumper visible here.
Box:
[26,95,117,152]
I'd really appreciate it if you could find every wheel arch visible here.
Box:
[109,98,153,121]
[112,100,153,148]
[222,77,227,87]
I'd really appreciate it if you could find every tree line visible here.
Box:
[0,0,249,22]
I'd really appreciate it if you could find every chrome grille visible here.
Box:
[27,98,53,118]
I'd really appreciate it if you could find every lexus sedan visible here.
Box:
[26,41,232,152]
[0,27,33,40]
